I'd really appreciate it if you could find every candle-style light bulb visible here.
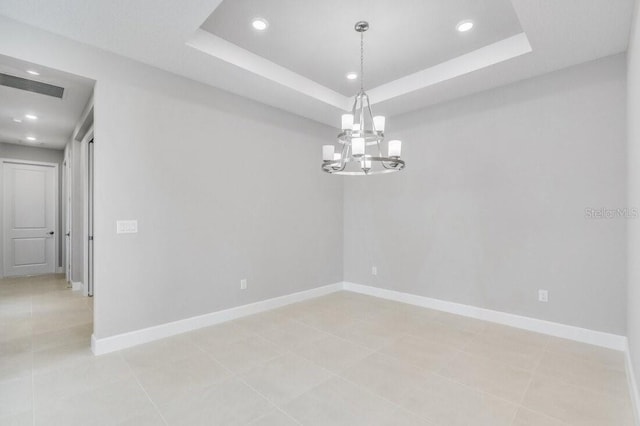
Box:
[388,140,402,157]
[322,145,335,161]
[341,114,354,131]
[373,116,386,133]
[352,138,365,156]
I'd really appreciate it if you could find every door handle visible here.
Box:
[47,231,54,235]
[65,233,70,237]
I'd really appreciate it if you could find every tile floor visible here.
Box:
[0,274,635,425]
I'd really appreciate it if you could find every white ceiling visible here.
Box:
[0,54,94,149]
[0,0,633,128]
[201,0,523,96]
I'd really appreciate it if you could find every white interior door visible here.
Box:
[3,161,57,277]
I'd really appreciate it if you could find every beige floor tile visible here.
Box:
[0,377,32,419]
[283,376,399,426]
[482,323,553,348]
[294,307,360,334]
[358,305,435,334]
[116,407,166,426]
[258,318,329,349]
[379,409,435,425]
[1,274,634,426]
[403,320,476,349]
[438,351,532,403]
[31,309,93,334]
[379,334,458,372]
[0,335,32,356]
[34,377,155,426]
[545,337,625,370]
[135,351,231,405]
[512,407,568,425]
[290,334,373,373]
[522,375,634,425]
[433,311,489,333]
[240,353,333,405]
[32,339,94,373]
[463,329,547,371]
[398,373,518,426]
[0,317,33,342]
[342,352,430,406]
[536,350,629,399]
[248,409,301,426]
[33,353,132,407]
[0,301,31,319]
[332,319,404,350]
[0,410,33,426]
[187,321,256,351]
[233,310,291,333]
[0,338,32,382]
[32,323,92,352]
[157,377,272,426]
[204,335,282,374]
[120,334,200,372]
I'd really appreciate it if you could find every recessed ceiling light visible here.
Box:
[25,114,38,120]
[252,18,269,31]
[456,20,474,32]
[26,136,36,141]
[12,118,22,123]
[346,72,358,80]
[26,69,40,76]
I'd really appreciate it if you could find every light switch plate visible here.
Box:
[116,220,138,234]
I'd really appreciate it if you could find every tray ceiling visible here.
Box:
[0,0,634,127]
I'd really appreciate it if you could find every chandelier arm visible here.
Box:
[336,143,349,172]
[365,95,377,134]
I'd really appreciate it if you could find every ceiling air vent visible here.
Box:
[0,73,64,98]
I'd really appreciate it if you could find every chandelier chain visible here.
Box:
[360,31,364,93]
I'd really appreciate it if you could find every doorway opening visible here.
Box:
[0,53,96,356]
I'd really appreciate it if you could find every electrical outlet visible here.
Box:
[538,289,548,302]
[372,266,377,276]
[240,279,247,290]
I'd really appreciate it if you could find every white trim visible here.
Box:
[91,282,343,355]
[626,342,640,425]
[369,33,532,104]
[343,282,627,351]
[71,281,82,291]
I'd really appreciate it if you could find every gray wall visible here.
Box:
[628,0,640,396]
[93,78,343,337]
[0,142,64,268]
[344,54,627,335]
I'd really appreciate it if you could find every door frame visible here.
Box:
[64,152,72,282]
[0,158,59,278]
[83,128,94,297]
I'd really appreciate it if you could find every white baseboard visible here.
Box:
[343,282,627,351]
[56,266,63,273]
[91,282,343,355]
[70,281,82,291]
[626,342,640,426]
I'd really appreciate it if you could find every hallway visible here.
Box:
[1,274,93,422]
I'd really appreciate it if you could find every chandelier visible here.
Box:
[322,21,405,175]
